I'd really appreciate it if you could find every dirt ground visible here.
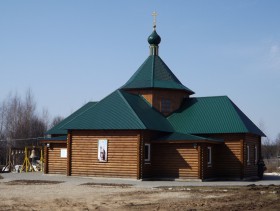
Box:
[1,178,280,210]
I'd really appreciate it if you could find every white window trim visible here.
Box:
[144,144,151,162]
[255,145,258,165]
[247,145,250,165]
[207,146,212,167]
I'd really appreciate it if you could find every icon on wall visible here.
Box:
[98,139,108,162]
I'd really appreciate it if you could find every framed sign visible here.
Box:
[60,148,67,158]
[98,139,108,162]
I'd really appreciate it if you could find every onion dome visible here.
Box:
[148,30,161,45]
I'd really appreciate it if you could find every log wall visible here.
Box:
[46,143,67,175]
[205,134,244,178]
[151,143,199,179]
[128,89,189,116]
[70,130,140,179]
[243,134,260,178]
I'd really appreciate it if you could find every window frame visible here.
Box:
[247,145,250,165]
[144,143,151,163]
[207,146,212,167]
[160,98,171,113]
[255,145,258,165]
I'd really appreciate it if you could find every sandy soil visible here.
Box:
[1,179,280,211]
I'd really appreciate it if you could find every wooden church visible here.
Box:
[42,17,265,181]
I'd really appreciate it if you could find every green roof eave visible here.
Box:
[39,135,67,142]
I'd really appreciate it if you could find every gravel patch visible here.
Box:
[80,182,133,188]
[5,179,64,185]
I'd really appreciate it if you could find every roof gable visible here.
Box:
[168,96,265,136]
[62,90,173,132]
[121,91,174,132]
[121,55,194,93]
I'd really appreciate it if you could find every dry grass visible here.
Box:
[5,179,63,185]
[81,182,133,188]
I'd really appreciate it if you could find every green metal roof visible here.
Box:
[168,96,265,136]
[62,90,174,132]
[153,132,224,143]
[121,55,194,94]
[45,102,97,135]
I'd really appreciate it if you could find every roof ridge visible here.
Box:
[221,96,260,135]
[120,56,152,88]
[139,94,152,107]
[45,101,98,135]
[193,95,228,99]
[155,56,182,83]
[227,98,266,136]
[120,90,174,132]
[118,90,147,129]
[151,55,155,87]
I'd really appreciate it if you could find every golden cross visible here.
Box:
[152,11,157,29]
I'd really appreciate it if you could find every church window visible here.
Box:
[255,145,258,164]
[207,147,212,166]
[247,145,250,165]
[144,144,151,162]
[161,98,171,113]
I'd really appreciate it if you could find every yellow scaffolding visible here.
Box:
[20,147,34,172]
[20,146,44,173]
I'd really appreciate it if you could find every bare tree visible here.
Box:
[276,133,280,158]
[262,137,276,160]
[0,101,5,141]
[0,101,6,164]
[50,116,64,128]
[0,89,50,166]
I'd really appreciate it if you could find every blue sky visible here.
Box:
[0,1,279,140]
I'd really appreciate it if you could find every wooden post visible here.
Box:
[240,139,244,179]
[198,144,202,180]
[8,148,12,171]
[44,145,48,174]
[39,147,43,172]
[136,133,141,180]
[67,132,72,176]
